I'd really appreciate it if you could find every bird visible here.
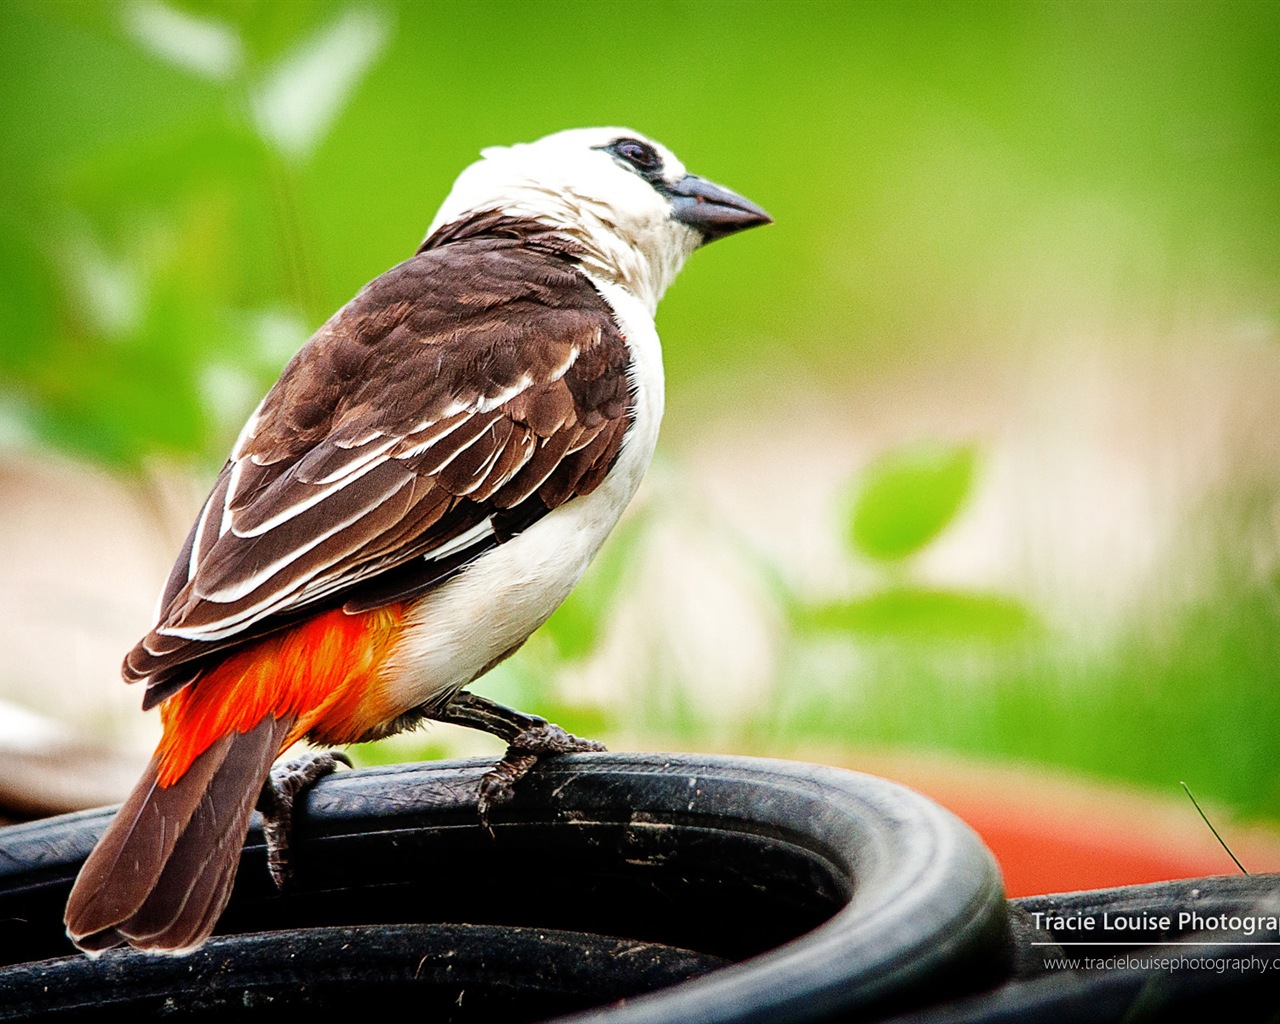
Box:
[63,127,770,956]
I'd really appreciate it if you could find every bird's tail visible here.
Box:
[64,715,292,956]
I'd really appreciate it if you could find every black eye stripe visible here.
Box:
[598,137,665,179]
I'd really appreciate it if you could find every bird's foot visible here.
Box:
[256,750,352,890]
[477,721,606,826]
[431,692,606,828]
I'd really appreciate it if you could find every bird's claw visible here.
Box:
[257,750,351,891]
[476,723,606,831]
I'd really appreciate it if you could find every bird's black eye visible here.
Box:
[607,138,664,176]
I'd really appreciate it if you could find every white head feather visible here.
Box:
[427,127,705,315]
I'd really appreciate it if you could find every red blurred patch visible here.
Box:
[852,750,1280,896]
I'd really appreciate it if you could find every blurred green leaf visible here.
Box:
[847,442,977,562]
[802,587,1038,642]
[0,210,59,376]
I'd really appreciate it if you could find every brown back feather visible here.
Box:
[128,216,633,707]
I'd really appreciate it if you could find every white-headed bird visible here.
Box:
[65,127,770,955]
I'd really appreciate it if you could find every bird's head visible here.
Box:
[426,127,771,314]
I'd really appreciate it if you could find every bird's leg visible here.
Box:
[256,750,352,890]
[433,692,606,824]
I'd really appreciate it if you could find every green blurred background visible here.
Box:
[1,0,1278,827]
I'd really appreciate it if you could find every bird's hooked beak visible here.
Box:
[668,175,772,244]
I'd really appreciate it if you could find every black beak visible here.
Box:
[668,175,772,243]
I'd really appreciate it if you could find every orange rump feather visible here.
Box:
[155,604,406,787]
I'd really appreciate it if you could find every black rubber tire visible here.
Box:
[0,753,1010,1022]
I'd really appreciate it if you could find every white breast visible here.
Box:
[381,275,664,715]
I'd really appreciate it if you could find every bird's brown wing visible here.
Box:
[127,221,632,707]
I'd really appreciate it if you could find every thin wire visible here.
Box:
[1181,781,1249,875]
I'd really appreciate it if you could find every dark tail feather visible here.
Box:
[65,716,293,955]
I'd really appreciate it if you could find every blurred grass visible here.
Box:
[1,1,1278,821]
[755,566,1280,820]
[666,454,1280,820]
